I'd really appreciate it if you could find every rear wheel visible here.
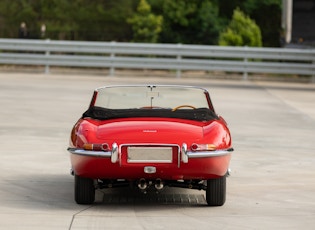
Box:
[74,174,95,204]
[206,175,226,206]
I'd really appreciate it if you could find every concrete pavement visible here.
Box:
[0,73,314,229]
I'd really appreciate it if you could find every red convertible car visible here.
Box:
[68,85,233,206]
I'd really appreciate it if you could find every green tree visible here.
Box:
[0,0,78,39]
[0,0,134,41]
[73,0,134,41]
[39,0,78,40]
[0,0,282,46]
[159,0,223,44]
[127,0,163,43]
[217,0,281,47]
[0,0,35,38]
[242,0,281,47]
[219,8,262,47]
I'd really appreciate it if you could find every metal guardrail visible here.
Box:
[0,38,314,80]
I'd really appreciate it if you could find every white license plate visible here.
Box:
[127,147,173,163]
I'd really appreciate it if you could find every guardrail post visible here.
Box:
[45,39,50,74]
[176,43,182,78]
[243,46,248,80]
[110,41,115,76]
[312,59,315,83]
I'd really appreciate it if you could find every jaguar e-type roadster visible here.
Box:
[67,85,233,206]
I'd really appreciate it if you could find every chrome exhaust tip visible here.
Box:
[138,178,147,190]
[155,179,164,190]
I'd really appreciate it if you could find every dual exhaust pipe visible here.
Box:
[138,178,164,191]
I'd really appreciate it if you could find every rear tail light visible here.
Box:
[191,143,216,151]
[83,143,109,151]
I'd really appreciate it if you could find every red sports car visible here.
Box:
[68,85,233,206]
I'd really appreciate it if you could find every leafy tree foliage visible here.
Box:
[242,0,282,47]
[0,0,282,46]
[159,0,223,45]
[72,0,134,41]
[127,0,163,43]
[217,0,281,47]
[0,0,134,41]
[219,8,262,47]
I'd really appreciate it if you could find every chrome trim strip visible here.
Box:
[187,148,234,158]
[111,142,118,163]
[68,146,233,159]
[67,147,111,157]
[181,143,188,163]
[177,146,180,168]
[128,160,172,163]
[119,143,180,148]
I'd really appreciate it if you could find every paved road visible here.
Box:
[0,73,314,229]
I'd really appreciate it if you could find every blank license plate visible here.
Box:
[127,147,173,163]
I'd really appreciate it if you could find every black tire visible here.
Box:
[206,175,226,206]
[74,174,95,204]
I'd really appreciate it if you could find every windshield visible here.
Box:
[93,85,210,109]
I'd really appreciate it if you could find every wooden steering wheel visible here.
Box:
[172,105,196,111]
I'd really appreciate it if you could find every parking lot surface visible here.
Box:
[0,73,314,229]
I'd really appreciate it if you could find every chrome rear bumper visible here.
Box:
[67,148,111,157]
[181,143,233,163]
[187,148,234,158]
[68,142,119,163]
[68,145,233,164]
